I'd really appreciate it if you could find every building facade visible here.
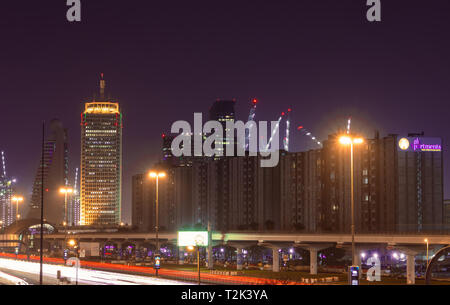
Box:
[28,119,69,225]
[0,151,15,228]
[80,77,122,226]
[444,199,450,228]
[165,132,444,234]
[131,163,176,232]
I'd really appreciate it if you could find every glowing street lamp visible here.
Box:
[148,170,166,276]
[424,238,429,267]
[12,196,24,221]
[339,135,364,268]
[186,245,201,285]
[67,239,79,285]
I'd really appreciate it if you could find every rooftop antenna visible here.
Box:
[100,73,105,99]
[1,151,6,178]
[244,98,258,151]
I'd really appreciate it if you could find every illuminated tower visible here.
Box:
[80,75,122,226]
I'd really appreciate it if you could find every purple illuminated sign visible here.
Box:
[398,137,442,152]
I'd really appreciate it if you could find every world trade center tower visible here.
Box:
[80,75,122,226]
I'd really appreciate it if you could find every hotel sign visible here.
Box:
[398,137,442,152]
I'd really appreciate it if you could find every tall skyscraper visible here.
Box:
[0,151,16,227]
[67,168,80,226]
[209,99,236,156]
[80,75,122,226]
[28,119,69,225]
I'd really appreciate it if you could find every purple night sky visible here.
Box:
[0,1,449,223]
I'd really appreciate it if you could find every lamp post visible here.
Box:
[187,245,201,285]
[12,196,24,221]
[424,238,429,268]
[60,187,73,261]
[339,135,364,267]
[67,239,79,285]
[149,171,166,276]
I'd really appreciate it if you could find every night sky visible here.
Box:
[1,0,449,223]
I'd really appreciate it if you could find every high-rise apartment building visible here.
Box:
[314,132,444,234]
[444,199,450,228]
[132,163,176,232]
[0,151,15,227]
[209,99,236,157]
[28,119,69,225]
[80,76,122,226]
[67,168,80,226]
[166,132,444,234]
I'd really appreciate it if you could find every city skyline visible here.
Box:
[0,1,449,224]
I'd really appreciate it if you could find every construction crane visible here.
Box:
[265,111,285,151]
[1,151,6,179]
[73,168,79,195]
[244,98,258,151]
[297,125,322,147]
[283,108,292,151]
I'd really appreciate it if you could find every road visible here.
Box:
[0,258,193,285]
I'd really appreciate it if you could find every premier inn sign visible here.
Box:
[398,137,442,152]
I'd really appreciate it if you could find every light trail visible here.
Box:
[0,270,28,285]
[0,258,192,285]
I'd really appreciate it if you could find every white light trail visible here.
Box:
[0,270,28,285]
[0,258,192,285]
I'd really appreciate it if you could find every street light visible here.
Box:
[424,238,429,267]
[339,135,364,268]
[148,170,166,276]
[60,187,73,262]
[67,239,79,285]
[12,196,24,221]
[187,245,201,285]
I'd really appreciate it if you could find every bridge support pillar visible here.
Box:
[272,248,280,272]
[206,244,213,269]
[406,253,416,285]
[178,248,185,265]
[226,242,256,271]
[296,244,333,275]
[236,248,243,271]
[310,248,318,275]
[394,246,422,285]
